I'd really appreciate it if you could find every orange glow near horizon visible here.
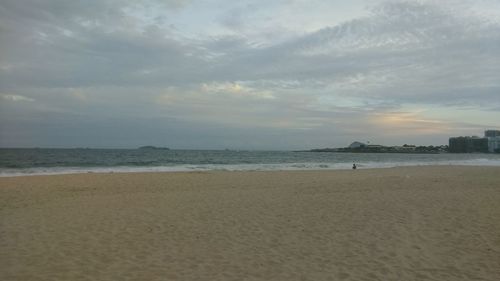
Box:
[371,112,453,135]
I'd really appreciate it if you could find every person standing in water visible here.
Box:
[352,163,357,170]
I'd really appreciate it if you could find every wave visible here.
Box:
[2,158,500,177]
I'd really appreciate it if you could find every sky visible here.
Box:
[1,0,499,150]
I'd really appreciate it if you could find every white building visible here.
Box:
[485,130,500,153]
[485,130,500,138]
[487,136,500,153]
[349,141,366,148]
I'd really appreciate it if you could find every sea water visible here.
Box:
[1,148,500,177]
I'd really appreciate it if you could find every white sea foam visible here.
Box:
[2,158,500,177]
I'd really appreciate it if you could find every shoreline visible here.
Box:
[2,162,500,178]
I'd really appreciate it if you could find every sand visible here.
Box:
[1,166,500,281]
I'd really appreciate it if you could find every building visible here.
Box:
[487,137,500,153]
[395,145,416,152]
[449,136,488,153]
[349,141,366,149]
[485,130,500,138]
[485,130,500,153]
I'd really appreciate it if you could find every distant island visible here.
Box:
[307,142,448,154]
[138,146,170,150]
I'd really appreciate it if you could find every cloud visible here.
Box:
[1,0,499,148]
[1,94,35,102]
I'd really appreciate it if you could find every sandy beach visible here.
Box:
[1,166,499,281]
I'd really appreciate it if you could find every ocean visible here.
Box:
[1,148,500,177]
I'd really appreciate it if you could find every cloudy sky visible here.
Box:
[1,0,499,149]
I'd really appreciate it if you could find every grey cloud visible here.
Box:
[1,0,499,148]
[0,0,198,90]
[4,0,498,95]
[196,3,500,113]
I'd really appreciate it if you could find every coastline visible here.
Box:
[2,166,500,280]
[2,160,500,178]
[3,149,500,178]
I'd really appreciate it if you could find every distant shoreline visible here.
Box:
[296,150,445,154]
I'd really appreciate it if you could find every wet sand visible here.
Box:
[1,166,500,280]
